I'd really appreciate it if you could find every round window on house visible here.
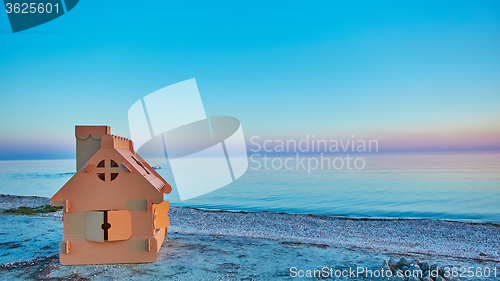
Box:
[96,159,119,182]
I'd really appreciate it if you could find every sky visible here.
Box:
[0,0,499,160]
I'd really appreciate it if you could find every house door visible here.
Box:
[85,210,132,242]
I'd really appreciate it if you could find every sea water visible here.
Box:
[0,152,499,222]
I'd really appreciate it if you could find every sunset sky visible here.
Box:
[0,1,499,159]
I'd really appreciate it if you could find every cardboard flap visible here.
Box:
[85,211,104,242]
[152,201,169,229]
[108,210,132,241]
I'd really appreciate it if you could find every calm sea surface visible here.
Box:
[0,152,499,222]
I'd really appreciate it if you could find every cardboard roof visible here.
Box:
[52,133,171,210]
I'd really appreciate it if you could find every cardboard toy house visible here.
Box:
[51,126,172,265]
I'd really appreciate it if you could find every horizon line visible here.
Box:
[1,148,500,161]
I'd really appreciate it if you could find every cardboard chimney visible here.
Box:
[52,126,172,265]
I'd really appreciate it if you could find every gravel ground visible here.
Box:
[168,207,500,262]
[0,195,499,280]
[0,194,50,210]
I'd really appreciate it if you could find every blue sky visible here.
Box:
[0,0,499,159]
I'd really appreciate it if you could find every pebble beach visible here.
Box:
[0,194,499,280]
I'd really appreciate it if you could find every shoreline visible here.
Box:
[2,193,498,226]
[176,205,500,228]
